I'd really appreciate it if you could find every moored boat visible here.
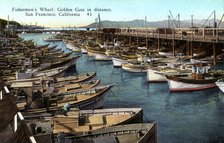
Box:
[51,80,101,94]
[165,67,224,91]
[43,38,63,42]
[112,57,128,67]
[147,66,191,82]
[59,122,157,143]
[25,108,143,134]
[86,46,111,61]
[11,66,70,82]
[122,62,147,73]
[56,84,114,109]
[65,43,81,52]
[81,45,88,54]
[55,72,96,83]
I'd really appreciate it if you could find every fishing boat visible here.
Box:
[25,108,143,134]
[39,55,80,70]
[12,79,100,95]
[158,51,173,56]
[65,43,81,52]
[81,48,88,54]
[54,72,96,83]
[43,37,63,42]
[10,72,96,86]
[112,51,139,67]
[122,62,147,73]
[112,57,129,67]
[47,80,101,94]
[147,65,191,82]
[165,66,224,91]
[86,45,111,61]
[81,45,88,54]
[15,84,113,111]
[11,66,69,82]
[55,84,114,109]
[58,122,157,143]
[216,79,224,93]
[158,47,173,56]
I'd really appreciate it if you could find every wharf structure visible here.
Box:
[99,27,224,65]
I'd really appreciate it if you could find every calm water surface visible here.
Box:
[20,34,224,143]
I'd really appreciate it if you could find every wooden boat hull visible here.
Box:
[122,63,147,73]
[11,66,69,82]
[147,69,166,82]
[147,67,190,82]
[165,75,218,92]
[51,108,143,134]
[81,48,87,54]
[158,51,173,56]
[55,72,96,83]
[65,43,81,52]
[86,46,106,58]
[112,57,128,67]
[79,108,143,125]
[44,55,80,70]
[87,50,96,57]
[61,122,157,143]
[57,85,113,110]
[87,49,111,61]
[95,53,111,61]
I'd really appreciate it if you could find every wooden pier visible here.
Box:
[99,28,224,65]
[117,28,224,43]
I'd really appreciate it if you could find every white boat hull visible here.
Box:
[158,51,173,56]
[95,53,111,61]
[216,80,224,93]
[112,57,128,67]
[87,51,97,57]
[122,64,147,73]
[147,69,166,82]
[66,43,81,52]
[81,48,87,54]
[167,79,216,92]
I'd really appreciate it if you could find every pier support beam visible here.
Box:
[172,39,175,57]
[190,41,193,56]
[157,29,160,51]
[137,36,139,47]
[213,43,216,65]
[172,29,175,56]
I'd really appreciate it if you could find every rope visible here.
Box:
[109,89,150,122]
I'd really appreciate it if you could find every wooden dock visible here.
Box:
[117,28,224,43]
[99,28,224,65]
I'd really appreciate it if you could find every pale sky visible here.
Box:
[0,0,223,27]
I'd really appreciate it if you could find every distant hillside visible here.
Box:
[84,19,224,28]
[0,18,21,29]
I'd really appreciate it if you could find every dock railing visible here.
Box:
[115,27,224,43]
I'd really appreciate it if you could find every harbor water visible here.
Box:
[20,33,224,143]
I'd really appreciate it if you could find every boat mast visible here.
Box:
[96,13,103,39]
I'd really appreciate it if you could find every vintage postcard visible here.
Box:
[0,0,224,143]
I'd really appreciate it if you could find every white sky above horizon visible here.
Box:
[0,0,223,27]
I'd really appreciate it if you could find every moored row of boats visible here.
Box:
[0,34,157,143]
[77,37,224,93]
